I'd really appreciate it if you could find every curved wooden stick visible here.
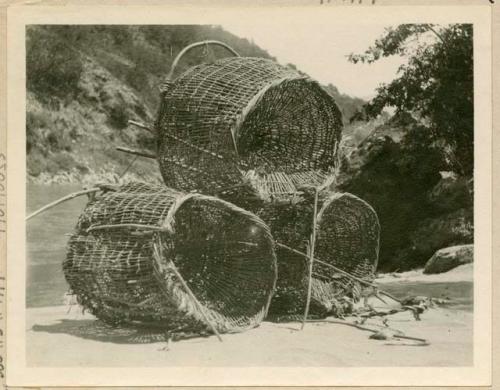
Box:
[26,188,100,221]
[166,40,240,81]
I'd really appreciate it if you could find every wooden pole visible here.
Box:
[301,188,319,330]
[128,120,154,134]
[115,146,157,159]
[26,188,100,221]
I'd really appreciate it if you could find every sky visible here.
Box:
[222,22,405,100]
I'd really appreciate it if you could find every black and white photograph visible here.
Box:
[3,3,493,387]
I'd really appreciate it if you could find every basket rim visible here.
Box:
[70,183,279,333]
[230,75,343,158]
[154,191,279,332]
[317,191,381,270]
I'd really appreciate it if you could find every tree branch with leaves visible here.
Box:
[349,24,473,176]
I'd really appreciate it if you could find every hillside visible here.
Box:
[26,25,365,183]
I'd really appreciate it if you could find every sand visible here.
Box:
[27,287,473,367]
[375,263,474,284]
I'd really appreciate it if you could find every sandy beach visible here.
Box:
[26,265,473,367]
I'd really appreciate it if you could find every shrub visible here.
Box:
[107,105,129,129]
[26,27,84,101]
[26,110,53,154]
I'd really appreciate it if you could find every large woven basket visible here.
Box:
[265,191,380,316]
[64,182,277,334]
[153,42,377,318]
[156,45,343,199]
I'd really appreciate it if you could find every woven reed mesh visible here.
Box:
[263,191,380,317]
[156,57,343,198]
[154,51,378,319]
[64,182,277,334]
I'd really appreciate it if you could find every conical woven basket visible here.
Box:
[64,182,277,334]
[153,42,377,318]
[264,191,380,316]
[156,52,343,200]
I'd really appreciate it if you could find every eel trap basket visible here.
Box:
[266,191,380,316]
[155,41,343,201]
[152,41,379,317]
[64,182,277,335]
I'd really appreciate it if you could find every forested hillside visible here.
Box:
[26,25,364,183]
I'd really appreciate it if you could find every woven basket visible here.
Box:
[153,42,377,318]
[264,191,380,317]
[156,49,343,199]
[64,182,277,334]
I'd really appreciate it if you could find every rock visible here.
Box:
[409,208,473,255]
[423,244,474,274]
[428,172,472,212]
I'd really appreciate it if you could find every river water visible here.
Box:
[27,183,87,307]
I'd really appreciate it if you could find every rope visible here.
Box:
[275,241,402,304]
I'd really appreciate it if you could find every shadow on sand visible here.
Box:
[31,319,211,344]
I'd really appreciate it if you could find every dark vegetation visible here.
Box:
[27,25,274,107]
[341,24,473,271]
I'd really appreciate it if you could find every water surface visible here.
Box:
[27,183,87,307]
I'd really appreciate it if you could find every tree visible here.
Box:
[349,24,473,176]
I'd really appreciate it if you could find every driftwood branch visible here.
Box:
[306,318,428,344]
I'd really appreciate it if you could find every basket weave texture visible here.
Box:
[64,182,277,334]
[154,51,379,319]
[264,191,380,316]
[156,57,343,198]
